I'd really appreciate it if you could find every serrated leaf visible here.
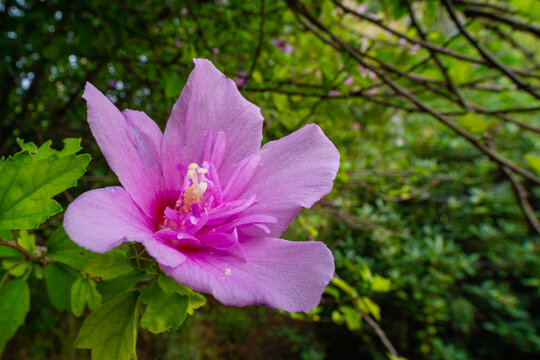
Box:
[140,282,188,334]
[74,291,139,360]
[0,278,30,355]
[0,141,91,229]
[17,138,83,159]
[97,272,146,303]
[47,226,92,270]
[82,249,134,280]
[46,263,79,311]
[71,277,102,317]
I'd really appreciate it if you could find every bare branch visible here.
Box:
[464,6,540,38]
[286,0,540,185]
[442,0,540,99]
[333,0,484,65]
[0,237,52,266]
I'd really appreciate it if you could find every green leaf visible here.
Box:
[273,93,289,113]
[0,140,91,230]
[98,272,147,303]
[187,292,207,315]
[0,278,30,355]
[46,263,79,311]
[157,274,193,296]
[71,277,102,317]
[165,75,184,99]
[251,70,263,84]
[0,229,12,241]
[357,297,381,321]
[525,155,540,175]
[448,61,473,85]
[331,277,358,298]
[458,113,488,133]
[74,291,139,360]
[82,249,134,280]
[16,230,36,253]
[140,282,188,334]
[157,274,205,314]
[0,247,20,259]
[371,275,392,292]
[339,305,362,331]
[47,226,92,270]
[2,259,31,277]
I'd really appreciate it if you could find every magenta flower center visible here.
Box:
[153,132,276,259]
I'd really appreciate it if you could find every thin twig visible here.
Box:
[464,6,540,38]
[0,237,52,266]
[502,166,540,235]
[245,0,266,87]
[333,0,483,65]
[442,0,539,99]
[287,0,540,185]
[405,0,471,111]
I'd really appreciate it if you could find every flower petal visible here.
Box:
[143,238,186,268]
[161,59,263,193]
[64,187,154,253]
[235,124,339,237]
[83,83,165,220]
[161,237,335,312]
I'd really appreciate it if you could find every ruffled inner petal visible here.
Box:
[161,58,264,193]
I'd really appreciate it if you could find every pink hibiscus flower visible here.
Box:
[64,59,339,312]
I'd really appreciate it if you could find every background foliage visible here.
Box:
[1,0,539,359]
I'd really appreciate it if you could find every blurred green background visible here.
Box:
[1,0,539,359]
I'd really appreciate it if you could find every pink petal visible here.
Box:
[143,237,186,268]
[161,59,263,192]
[63,187,154,253]
[237,124,339,238]
[82,83,165,220]
[161,237,334,312]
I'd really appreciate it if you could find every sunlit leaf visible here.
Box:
[74,291,139,360]
[0,140,90,230]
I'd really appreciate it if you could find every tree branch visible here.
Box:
[442,0,540,99]
[464,6,540,38]
[287,0,540,185]
[0,238,51,266]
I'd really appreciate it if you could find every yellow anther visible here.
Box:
[193,182,208,197]
[181,163,209,212]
